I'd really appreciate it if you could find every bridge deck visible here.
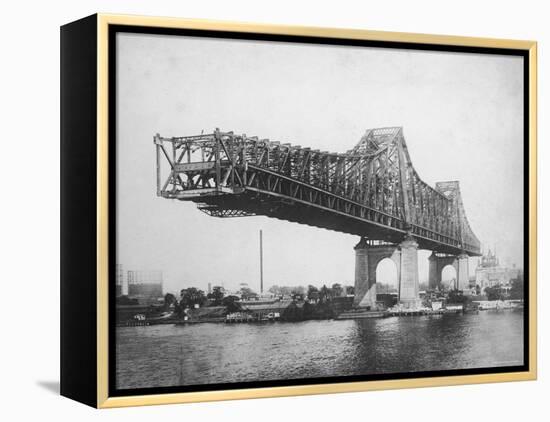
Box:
[155,128,481,257]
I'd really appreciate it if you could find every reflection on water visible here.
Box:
[116,311,523,389]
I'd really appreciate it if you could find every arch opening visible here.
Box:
[376,258,398,294]
[441,264,457,290]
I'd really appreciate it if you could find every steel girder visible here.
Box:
[154,128,481,256]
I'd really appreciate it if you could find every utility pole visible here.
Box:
[260,230,264,295]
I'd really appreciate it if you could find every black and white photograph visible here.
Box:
[5,0,550,418]
[112,28,528,393]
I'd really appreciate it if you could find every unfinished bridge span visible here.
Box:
[155,127,481,308]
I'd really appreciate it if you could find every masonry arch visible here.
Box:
[441,264,458,289]
[376,257,399,293]
[354,242,401,308]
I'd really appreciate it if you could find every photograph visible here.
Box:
[112,27,527,393]
[3,0,548,418]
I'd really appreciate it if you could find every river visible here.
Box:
[116,311,524,389]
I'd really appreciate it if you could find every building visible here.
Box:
[475,249,520,291]
[115,264,127,297]
[240,300,293,320]
[127,270,163,303]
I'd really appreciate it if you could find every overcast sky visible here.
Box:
[116,32,524,294]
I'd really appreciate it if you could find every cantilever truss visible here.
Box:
[155,127,481,256]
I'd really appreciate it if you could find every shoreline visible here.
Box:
[116,306,523,327]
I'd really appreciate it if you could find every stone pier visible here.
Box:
[353,235,473,308]
[427,251,470,291]
[354,235,474,308]
[353,238,400,309]
[398,236,421,309]
[354,236,421,309]
[457,253,470,291]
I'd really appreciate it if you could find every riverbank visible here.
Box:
[116,299,523,326]
[117,297,353,326]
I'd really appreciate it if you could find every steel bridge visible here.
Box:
[154,127,480,257]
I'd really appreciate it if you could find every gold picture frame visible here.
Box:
[60,13,537,408]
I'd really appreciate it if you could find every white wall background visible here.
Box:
[0,0,546,420]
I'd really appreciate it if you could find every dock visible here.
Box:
[336,309,388,320]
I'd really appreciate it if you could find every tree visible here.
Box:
[278,286,293,297]
[447,289,473,309]
[307,285,319,302]
[510,275,524,300]
[222,295,241,312]
[331,283,344,297]
[345,285,355,296]
[269,285,307,298]
[268,285,280,295]
[484,284,506,301]
[239,287,258,300]
[447,289,466,304]
[207,285,225,306]
[291,286,306,300]
[163,293,177,310]
[180,287,206,308]
[319,284,333,302]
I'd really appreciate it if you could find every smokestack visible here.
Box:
[260,230,264,294]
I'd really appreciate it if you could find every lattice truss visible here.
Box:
[155,127,480,256]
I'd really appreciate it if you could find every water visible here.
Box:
[116,311,524,389]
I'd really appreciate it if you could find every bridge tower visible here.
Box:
[354,238,472,309]
[353,238,400,309]
[428,252,470,291]
[399,236,421,308]
[353,235,421,309]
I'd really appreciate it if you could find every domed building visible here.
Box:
[475,249,520,291]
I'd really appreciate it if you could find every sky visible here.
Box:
[116,32,524,294]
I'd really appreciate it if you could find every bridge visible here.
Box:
[155,127,481,309]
